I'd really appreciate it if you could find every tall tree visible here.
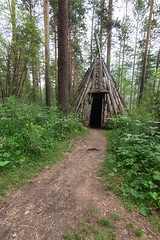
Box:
[120,0,128,95]
[58,0,69,114]
[107,0,112,71]
[44,0,51,106]
[100,0,105,46]
[153,48,160,92]
[10,0,19,95]
[68,0,72,92]
[90,5,95,64]
[139,0,154,102]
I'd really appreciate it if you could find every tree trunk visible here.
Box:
[68,0,72,92]
[120,0,127,95]
[100,0,105,46]
[44,0,51,106]
[53,7,58,99]
[139,0,154,102]
[11,0,19,95]
[130,19,139,110]
[153,48,160,92]
[29,0,37,101]
[58,0,69,114]
[107,0,112,71]
[90,6,95,64]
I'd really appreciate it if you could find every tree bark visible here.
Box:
[90,6,95,64]
[68,0,72,92]
[107,0,112,71]
[139,0,154,102]
[120,0,127,95]
[58,0,69,114]
[153,48,160,92]
[44,0,51,106]
[11,0,19,95]
[130,19,139,109]
[29,0,37,101]
[53,7,58,99]
[100,0,105,46]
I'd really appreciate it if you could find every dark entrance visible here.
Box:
[90,96,102,128]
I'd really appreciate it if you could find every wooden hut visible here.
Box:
[72,35,126,128]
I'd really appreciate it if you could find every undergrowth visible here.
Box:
[0,97,87,196]
[101,116,160,231]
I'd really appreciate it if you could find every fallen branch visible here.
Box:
[144,225,159,240]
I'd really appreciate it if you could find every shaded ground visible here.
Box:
[0,129,159,240]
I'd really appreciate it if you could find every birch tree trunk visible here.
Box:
[44,0,51,106]
[107,0,112,71]
[139,0,154,102]
[10,0,19,95]
[153,48,160,92]
[120,0,127,95]
[90,6,95,64]
[29,0,37,101]
[130,19,139,109]
[100,0,105,46]
[53,7,58,98]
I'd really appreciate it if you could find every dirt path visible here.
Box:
[0,129,159,240]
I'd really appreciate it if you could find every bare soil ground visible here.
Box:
[0,129,159,240]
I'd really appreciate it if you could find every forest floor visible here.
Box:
[0,129,160,240]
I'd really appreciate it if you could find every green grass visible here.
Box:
[125,223,133,229]
[134,227,143,237]
[64,210,117,240]
[97,217,114,228]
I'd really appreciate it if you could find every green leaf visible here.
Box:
[149,180,158,189]
[140,207,147,216]
[113,168,117,173]
[3,152,10,158]
[153,171,160,181]
[0,161,10,167]
[155,156,160,162]
[150,192,158,200]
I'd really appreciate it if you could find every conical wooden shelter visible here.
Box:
[72,35,126,128]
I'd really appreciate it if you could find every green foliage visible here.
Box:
[125,223,133,229]
[103,117,160,210]
[103,116,129,130]
[134,228,143,237]
[97,218,114,228]
[0,97,86,194]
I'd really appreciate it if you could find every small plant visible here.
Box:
[86,217,91,223]
[106,192,110,196]
[134,227,143,237]
[63,232,74,240]
[89,207,99,212]
[111,213,120,221]
[125,223,133,229]
[107,229,116,240]
[98,217,114,228]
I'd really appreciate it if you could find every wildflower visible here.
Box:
[26,123,28,126]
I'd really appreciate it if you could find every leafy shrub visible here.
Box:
[104,117,160,209]
[0,97,86,171]
[103,116,129,130]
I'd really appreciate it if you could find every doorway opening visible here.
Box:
[90,96,102,128]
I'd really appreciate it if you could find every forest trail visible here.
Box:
[0,129,159,240]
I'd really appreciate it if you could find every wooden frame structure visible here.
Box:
[72,35,126,127]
